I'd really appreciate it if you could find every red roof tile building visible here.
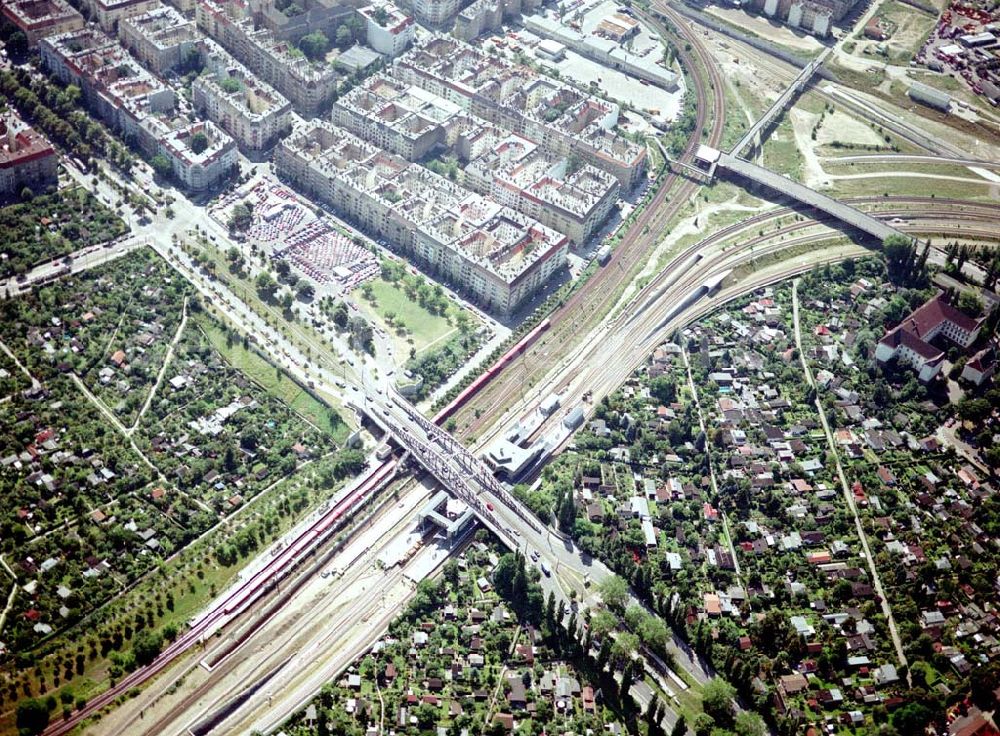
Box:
[0,113,58,196]
[875,293,984,382]
[1,0,83,46]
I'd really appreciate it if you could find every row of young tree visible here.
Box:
[0,68,133,171]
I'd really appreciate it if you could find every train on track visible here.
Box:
[433,318,551,424]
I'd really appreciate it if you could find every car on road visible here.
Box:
[530,550,539,562]
[486,502,494,512]
[540,561,551,576]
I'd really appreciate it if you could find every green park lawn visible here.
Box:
[359,277,458,353]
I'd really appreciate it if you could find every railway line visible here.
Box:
[34,3,999,732]
[450,0,727,436]
[525,207,998,449]
[462,195,997,448]
[131,497,437,736]
[44,460,398,736]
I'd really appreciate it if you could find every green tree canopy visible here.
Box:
[598,574,629,611]
[299,31,330,60]
[700,677,736,724]
[150,154,172,178]
[16,698,50,735]
[190,131,209,154]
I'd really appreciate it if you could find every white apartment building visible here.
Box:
[1,0,84,46]
[119,5,202,75]
[193,44,292,151]
[81,0,159,32]
[41,29,176,155]
[196,0,341,115]
[404,0,458,26]
[359,2,414,57]
[394,36,646,188]
[41,28,237,191]
[158,120,238,190]
[463,130,618,244]
[332,75,461,160]
[876,293,985,382]
[0,113,58,196]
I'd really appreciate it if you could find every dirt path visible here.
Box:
[681,344,744,587]
[0,337,40,390]
[132,297,188,434]
[70,373,213,515]
[791,279,911,682]
[0,583,17,638]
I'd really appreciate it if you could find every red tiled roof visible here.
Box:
[911,294,980,335]
[880,324,945,361]
[879,294,982,361]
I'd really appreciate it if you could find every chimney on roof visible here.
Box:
[6,115,17,154]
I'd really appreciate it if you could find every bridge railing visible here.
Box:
[389,391,543,535]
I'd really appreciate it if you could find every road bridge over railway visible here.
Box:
[731,47,832,159]
[715,153,912,242]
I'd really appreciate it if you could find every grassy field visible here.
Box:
[878,0,938,63]
[761,116,805,180]
[197,316,350,443]
[822,161,985,179]
[827,172,999,201]
[358,278,458,353]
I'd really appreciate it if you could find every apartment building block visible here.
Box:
[248,0,359,42]
[193,43,292,150]
[402,0,458,27]
[0,0,84,46]
[452,0,538,42]
[463,129,618,245]
[41,29,176,154]
[158,120,237,190]
[393,36,646,189]
[0,112,58,195]
[40,28,236,190]
[276,121,568,316]
[118,5,202,75]
[359,1,414,57]
[196,0,341,115]
[80,0,160,32]
[332,74,461,160]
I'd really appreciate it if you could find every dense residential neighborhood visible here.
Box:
[525,257,1000,734]
[0,0,998,730]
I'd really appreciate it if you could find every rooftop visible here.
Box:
[120,6,201,51]
[879,293,984,360]
[0,113,56,168]
[282,121,567,283]
[160,119,234,166]
[198,46,290,118]
[1,0,81,28]
[358,1,412,32]
[395,36,643,168]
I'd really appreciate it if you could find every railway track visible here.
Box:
[44,461,398,736]
[454,0,727,437]
[462,194,997,448]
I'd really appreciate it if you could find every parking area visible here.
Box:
[212,176,379,296]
